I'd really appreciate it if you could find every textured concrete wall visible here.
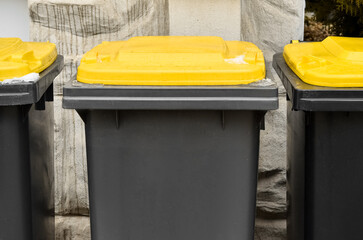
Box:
[169,0,241,40]
[241,0,305,60]
[241,0,305,239]
[27,0,305,239]
[240,1,305,238]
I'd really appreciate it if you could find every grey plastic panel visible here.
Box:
[276,52,363,240]
[0,106,32,240]
[84,110,263,240]
[29,102,55,240]
[0,56,62,239]
[0,104,56,240]
[64,67,278,239]
[273,53,363,111]
[287,103,363,240]
[63,80,278,110]
[286,101,306,240]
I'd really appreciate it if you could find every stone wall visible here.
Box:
[28,1,305,239]
[169,0,241,40]
[240,1,305,239]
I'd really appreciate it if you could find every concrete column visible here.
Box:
[241,0,305,60]
[169,0,241,41]
[0,0,29,40]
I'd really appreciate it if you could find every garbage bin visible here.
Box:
[63,36,278,240]
[273,36,363,240]
[0,38,63,240]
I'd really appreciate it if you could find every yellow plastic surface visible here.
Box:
[77,36,265,85]
[283,36,363,87]
[0,38,57,81]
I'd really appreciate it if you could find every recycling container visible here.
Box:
[63,36,278,240]
[273,36,363,240]
[0,38,63,240]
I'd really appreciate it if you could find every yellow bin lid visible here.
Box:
[77,36,265,85]
[0,38,57,81]
[283,36,363,87]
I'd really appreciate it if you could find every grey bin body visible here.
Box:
[63,81,278,240]
[273,53,363,240]
[0,56,63,240]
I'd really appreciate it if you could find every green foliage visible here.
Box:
[306,0,363,37]
[337,0,363,21]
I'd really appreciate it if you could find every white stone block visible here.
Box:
[241,0,305,60]
[169,0,241,40]
[56,216,90,240]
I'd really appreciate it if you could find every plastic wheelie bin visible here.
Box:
[0,38,63,240]
[273,36,363,240]
[63,36,278,240]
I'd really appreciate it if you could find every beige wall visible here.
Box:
[169,0,241,40]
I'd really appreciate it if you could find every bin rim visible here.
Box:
[0,55,64,106]
[62,75,278,111]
